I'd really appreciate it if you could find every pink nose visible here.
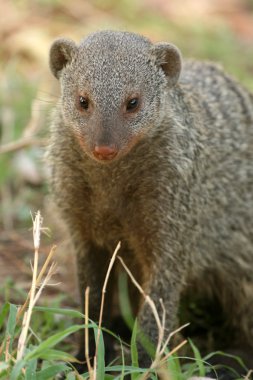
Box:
[93,145,118,160]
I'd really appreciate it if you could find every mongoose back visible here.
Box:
[48,30,253,368]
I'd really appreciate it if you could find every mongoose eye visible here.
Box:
[126,97,139,112]
[79,96,89,110]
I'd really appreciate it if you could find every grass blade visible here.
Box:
[25,358,37,380]
[189,339,205,377]
[6,304,18,353]
[167,353,183,380]
[130,319,139,380]
[118,272,135,330]
[24,324,84,360]
[204,350,247,371]
[36,363,71,380]
[0,303,10,330]
[33,306,84,319]
[37,348,79,362]
[7,304,18,337]
[119,336,125,380]
[94,328,105,380]
[10,359,26,380]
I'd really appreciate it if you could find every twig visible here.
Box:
[0,98,47,154]
[94,242,121,361]
[23,99,43,138]
[159,323,189,356]
[0,137,47,154]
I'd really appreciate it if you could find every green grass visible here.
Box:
[0,210,249,379]
[1,302,246,379]
[0,300,208,380]
[0,271,247,379]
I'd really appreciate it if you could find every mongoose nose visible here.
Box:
[93,145,118,160]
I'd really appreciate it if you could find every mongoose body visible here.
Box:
[48,31,253,366]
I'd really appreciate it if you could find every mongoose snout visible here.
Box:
[93,144,118,161]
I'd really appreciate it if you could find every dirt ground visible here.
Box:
[0,222,78,305]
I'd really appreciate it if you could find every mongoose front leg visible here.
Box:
[74,240,116,366]
[136,254,186,369]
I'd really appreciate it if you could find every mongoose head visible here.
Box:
[49,30,182,163]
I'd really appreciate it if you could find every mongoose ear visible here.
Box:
[49,38,77,79]
[151,42,182,86]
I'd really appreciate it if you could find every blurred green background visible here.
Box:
[1,0,253,230]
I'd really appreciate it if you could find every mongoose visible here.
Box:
[48,30,253,368]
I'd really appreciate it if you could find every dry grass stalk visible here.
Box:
[117,255,162,331]
[4,336,11,362]
[95,241,121,358]
[83,241,121,380]
[85,287,93,378]
[16,211,57,361]
[117,256,163,348]
[140,336,187,380]
[159,323,189,357]
[93,356,97,380]
[16,211,42,360]
[159,339,187,365]
[17,245,57,320]
[142,331,187,380]
[32,262,57,306]
[245,369,253,380]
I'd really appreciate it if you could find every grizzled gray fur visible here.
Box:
[48,30,253,366]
